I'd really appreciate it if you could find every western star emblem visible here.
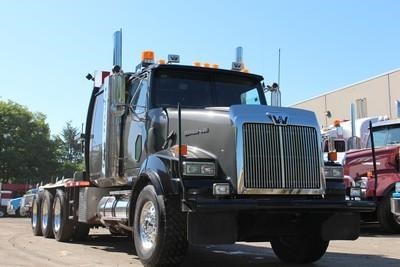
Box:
[267,113,288,125]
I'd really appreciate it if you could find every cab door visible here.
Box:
[124,77,149,178]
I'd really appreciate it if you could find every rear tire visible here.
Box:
[31,192,43,236]
[133,185,188,267]
[53,189,74,242]
[41,190,54,238]
[271,234,329,264]
[377,194,400,233]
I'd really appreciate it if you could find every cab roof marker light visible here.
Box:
[158,59,166,64]
[211,64,219,69]
[203,63,210,68]
[193,62,201,67]
[141,50,155,63]
[241,68,249,73]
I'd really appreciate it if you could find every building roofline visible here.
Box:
[290,68,400,106]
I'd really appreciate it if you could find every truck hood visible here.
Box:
[344,145,399,178]
[163,104,322,187]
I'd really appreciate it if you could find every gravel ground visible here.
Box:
[0,218,399,267]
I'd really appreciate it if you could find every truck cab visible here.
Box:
[344,119,400,232]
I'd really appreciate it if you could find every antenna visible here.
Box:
[278,48,281,86]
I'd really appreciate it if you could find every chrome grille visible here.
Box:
[243,123,321,190]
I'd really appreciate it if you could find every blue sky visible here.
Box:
[0,0,399,135]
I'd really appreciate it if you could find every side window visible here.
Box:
[240,88,260,104]
[356,98,368,118]
[131,79,149,114]
[91,91,104,149]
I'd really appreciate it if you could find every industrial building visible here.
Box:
[291,69,400,127]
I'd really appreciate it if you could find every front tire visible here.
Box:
[41,190,54,238]
[53,189,73,242]
[133,185,188,267]
[377,194,400,233]
[271,234,329,264]
[31,192,43,236]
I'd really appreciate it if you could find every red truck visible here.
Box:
[344,119,400,232]
[0,183,32,217]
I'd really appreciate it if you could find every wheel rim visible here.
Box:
[394,214,400,225]
[0,210,4,217]
[32,200,38,228]
[41,199,48,230]
[139,201,158,251]
[53,197,61,233]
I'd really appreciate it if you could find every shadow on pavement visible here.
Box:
[78,232,400,267]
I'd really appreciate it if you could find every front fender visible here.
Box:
[136,154,181,196]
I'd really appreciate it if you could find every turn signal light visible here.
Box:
[328,151,337,162]
[173,144,188,156]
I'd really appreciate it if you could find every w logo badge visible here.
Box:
[267,113,288,125]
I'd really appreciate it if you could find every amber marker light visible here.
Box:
[173,144,188,156]
[193,62,201,67]
[158,59,166,64]
[211,64,219,68]
[203,63,210,68]
[328,151,337,162]
[141,50,155,61]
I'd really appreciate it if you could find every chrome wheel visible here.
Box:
[32,200,38,228]
[53,197,61,233]
[41,199,48,230]
[139,201,158,251]
[394,214,400,225]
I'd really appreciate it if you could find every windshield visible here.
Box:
[152,69,266,108]
[367,124,400,147]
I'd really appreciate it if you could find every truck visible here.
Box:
[344,119,400,232]
[31,30,375,266]
[0,183,31,217]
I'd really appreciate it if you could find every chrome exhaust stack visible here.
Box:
[113,29,122,68]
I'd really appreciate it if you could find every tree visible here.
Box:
[55,121,84,178]
[60,121,83,163]
[0,100,59,184]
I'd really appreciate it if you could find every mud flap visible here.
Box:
[321,212,360,240]
[188,212,237,244]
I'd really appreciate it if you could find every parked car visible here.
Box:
[0,190,13,217]
[7,197,22,216]
[20,189,38,217]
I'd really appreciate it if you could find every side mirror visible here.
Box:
[264,82,281,107]
[347,136,361,150]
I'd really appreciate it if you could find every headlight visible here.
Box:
[355,177,368,189]
[183,162,216,176]
[396,182,400,193]
[324,166,344,179]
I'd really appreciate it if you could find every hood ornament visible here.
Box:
[266,112,288,125]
